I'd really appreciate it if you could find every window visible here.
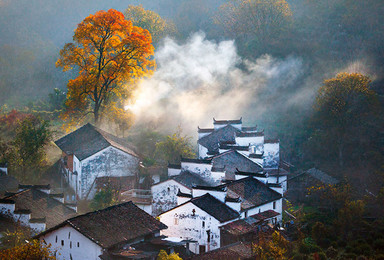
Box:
[61,240,64,246]
[202,221,205,228]
[174,217,179,225]
[192,209,196,216]
[77,242,80,247]
[244,211,248,218]
[259,209,261,213]
[68,232,71,239]
[70,241,72,249]
[167,187,170,194]
[55,236,57,243]
[273,201,276,209]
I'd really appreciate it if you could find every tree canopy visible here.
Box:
[310,73,380,166]
[57,9,155,125]
[124,5,176,45]
[215,0,292,55]
[155,128,195,164]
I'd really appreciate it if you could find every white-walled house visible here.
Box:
[151,170,214,216]
[0,185,77,234]
[35,202,167,260]
[55,123,140,200]
[159,193,240,254]
[159,176,283,254]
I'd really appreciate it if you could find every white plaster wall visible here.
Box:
[267,175,287,192]
[30,223,46,233]
[168,168,181,177]
[159,203,222,254]
[151,180,191,216]
[181,162,212,178]
[0,203,15,215]
[213,123,242,130]
[226,201,241,212]
[192,189,226,202]
[241,198,283,222]
[269,186,284,195]
[177,196,190,205]
[136,204,152,215]
[210,171,225,183]
[198,145,208,159]
[263,143,280,169]
[235,136,264,147]
[41,225,103,260]
[79,146,139,199]
[152,174,160,184]
[13,213,30,225]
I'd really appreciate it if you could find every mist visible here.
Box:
[127,32,308,136]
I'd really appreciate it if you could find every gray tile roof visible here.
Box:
[190,193,239,223]
[212,150,263,179]
[36,202,167,249]
[2,187,77,229]
[198,125,241,154]
[172,171,214,188]
[225,177,282,211]
[55,123,138,161]
[307,168,339,185]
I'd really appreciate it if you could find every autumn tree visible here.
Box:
[57,9,155,125]
[310,73,379,167]
[155,128,195,164]
[124,5,176,45]
[0,239,56,260]
[215,0,292,55]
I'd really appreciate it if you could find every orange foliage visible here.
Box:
[57,9,155,124]
[0,240,56,260]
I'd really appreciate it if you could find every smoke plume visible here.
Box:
[126,32,306,135]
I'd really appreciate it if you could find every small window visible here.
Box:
[244,211,248,218]
[259,209,261,213]
[273,201,276,209]
[61,240,64,246]
[55,236,57,243]
[192,209,196,216]
[202,221,205,228]
[68,232,71,239]
[174,217,179,225]
[77,242,80,247]
[70,241,72,249]
[167,187,170,194]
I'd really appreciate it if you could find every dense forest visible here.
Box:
[0,0,384,259]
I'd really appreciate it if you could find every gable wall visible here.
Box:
[78,146,139,199]
[40,225,103,260]
[151,179,190,216]
[159,202,223,254]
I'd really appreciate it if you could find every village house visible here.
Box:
[159,174,283,254]
[151,159,220,216]
[55,123,140,200]
[0,184,77,234]
[35,201,168,260]
[152,118,289,216]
